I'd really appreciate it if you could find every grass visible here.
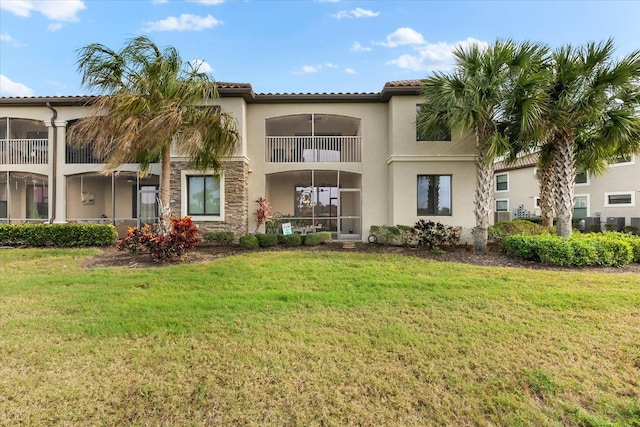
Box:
[1,248,639,426]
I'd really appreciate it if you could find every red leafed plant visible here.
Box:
[255,196,271,233]
[116,216,200,262]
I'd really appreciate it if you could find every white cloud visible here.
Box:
[292,65,319,75]
[142,14,222,32]
[0,74,34,97]
[0,0,85,21]
[387,37,489,72]
[379,27,425,48]
[189,59,213,73]
[351,41,371,52]
[345,68,356,74]
[152,0,169,3]
[332,7,378,19]
[47,23,63,31]
[325,63,337,68]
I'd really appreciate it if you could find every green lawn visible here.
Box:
[1,248,639,426]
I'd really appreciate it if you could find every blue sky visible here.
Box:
[1,0,639,97]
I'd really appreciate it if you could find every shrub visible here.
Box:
[624,225,639,235]
[276,233,286,244]
[369,225,401,246]
[316,231,332,242]
[256,233,279,248]
[282,233,302,247]
[411,219,460,250]
[204,231,235,246]
[239,235,259,250]
[0,223,117,247]
[503,232,636,267]
[116,217,199,262]
[303,233,322,246]
[489,219,550,244]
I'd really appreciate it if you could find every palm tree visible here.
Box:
[418,40,547,251]
[69,36,239,226]
[535,40,640,236]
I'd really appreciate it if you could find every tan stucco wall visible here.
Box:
[495,155,640,225]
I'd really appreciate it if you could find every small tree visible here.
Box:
[254,197,271,233]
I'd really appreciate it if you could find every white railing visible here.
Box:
[0,139,48,165]
[265,136,361,163]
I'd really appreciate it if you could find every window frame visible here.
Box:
[181,170,225,221]
[415,105,451,142]
[608,154,635,167]
[573,194,590,219]
[495,199,509,212]
[495,172,509,193]
[575,169,589,186]
[604,191,635,207]
[417,174,452,216]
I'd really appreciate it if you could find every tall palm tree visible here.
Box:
[536,40,640,236]
[69,36,239,225]
[418,40,547,251]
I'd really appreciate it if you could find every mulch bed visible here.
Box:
[83,242,640,274]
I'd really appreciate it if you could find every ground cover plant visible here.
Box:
[1,248,639,426]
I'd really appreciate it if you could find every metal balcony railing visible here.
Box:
[66,144,107,164]
[265,136,361,163]
[0,139,48,165]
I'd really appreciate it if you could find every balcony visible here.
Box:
[66,144,107,164]
[265,136,361,163]
[0,139,49,165]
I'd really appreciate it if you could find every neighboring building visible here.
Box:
[493,152,640,230]
[0,80,479,241]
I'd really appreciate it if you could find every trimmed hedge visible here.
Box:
[239,235,259,250]
[282,234,302,247]
[488,219,551,244]
[503,232,638,267]
[204,231,235,246]
[0,223,117,247]
[256,233,279,248]
[303,233,323,246]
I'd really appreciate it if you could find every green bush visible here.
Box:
[0,223,117,247]
[316,231,332,242]
[489,219,550,244]
[503,232,637,267]
[369,225,401,246]
[256,233,279,248]
[303,233,322,246]
[204,231,235,246]
[411,219,460,249]
[239,235,259,250]
[276,233,286,244]
[282,234,302,247]
[624,225,639,235]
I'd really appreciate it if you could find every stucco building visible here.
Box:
[1,80,479,241]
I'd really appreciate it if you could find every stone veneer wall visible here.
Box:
[170,160,249,238]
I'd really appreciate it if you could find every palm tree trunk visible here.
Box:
[554,137,575,237]
[159,147,172,226]
[538,159,556,228]
[473,145,494,252]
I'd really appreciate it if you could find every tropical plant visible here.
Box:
[514,40,640,236]
[254,196,271,233]
[69,36,239,225]
[418,40,548,251]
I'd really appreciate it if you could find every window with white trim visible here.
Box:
[575,170,589,185]
[181,171,224,220]
[495,199,509,212]
[495,173,509,192]
[604,192,635,207]
[573,195,589,220]
[608,154,635,167]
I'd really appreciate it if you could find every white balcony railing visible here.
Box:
[0,139,48,165]
[265,136,361,163]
